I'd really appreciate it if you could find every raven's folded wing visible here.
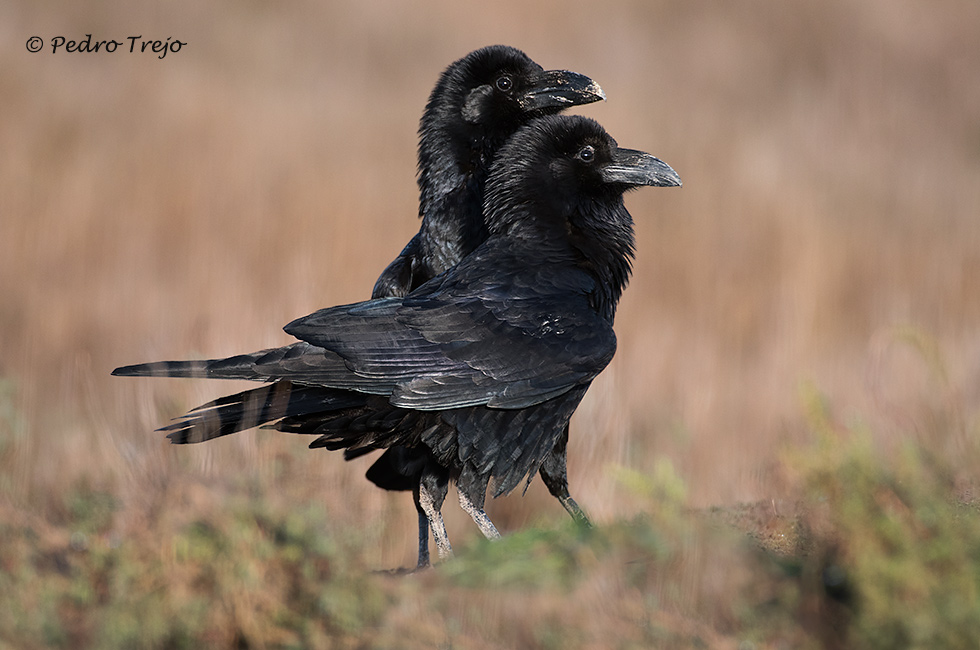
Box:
[284,277,616,411]
[115,267,616,413]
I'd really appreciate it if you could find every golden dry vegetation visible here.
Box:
[2,0,980,647]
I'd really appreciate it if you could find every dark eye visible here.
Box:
[577,145,595,163]
[495,75,513,92]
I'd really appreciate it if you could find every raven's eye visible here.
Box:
[495,75,513,92]
[577,145,595,163]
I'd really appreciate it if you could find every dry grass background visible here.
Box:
[2,0,980,646]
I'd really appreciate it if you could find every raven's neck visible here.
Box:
[571,237,633,324]
[488,202,635,323]
[415,123,505,278]
[494,225,633,325]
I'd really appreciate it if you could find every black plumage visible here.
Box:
[372,45,605,298]
[367,45,606,566]
[113,114,680,564]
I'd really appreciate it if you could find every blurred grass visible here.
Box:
[4,406,980,648]
[788,386,980,648]
[3,0,980,646]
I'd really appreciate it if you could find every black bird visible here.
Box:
[372,45,605,298]
[365,45,605,566]
[113,114,681,563]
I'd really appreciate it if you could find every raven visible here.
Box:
[371,45,605,298]
[113,115,680,563]
[364,45,605,566]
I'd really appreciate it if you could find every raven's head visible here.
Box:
[484,115,680,317]
[419,46,604,181]
[485,114,680,234]
[434,45,603,128]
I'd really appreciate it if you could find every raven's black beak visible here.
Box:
[601,148,682,188]
[521,70,605,111]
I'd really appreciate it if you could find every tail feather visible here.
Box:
[111,349,280,380]
[162,381,366,444]
[114,346,440,468]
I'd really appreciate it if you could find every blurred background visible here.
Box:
[2,0,980,645]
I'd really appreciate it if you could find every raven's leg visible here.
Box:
[363,446,448,567]
[418,467,452,562]
[457,470,500,540]
[458,491,500,539]
[538,424,592,526]
[410,487,432,568]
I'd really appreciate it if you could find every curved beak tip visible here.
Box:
[603,149,683,188]
[527,70,606,109]
[579,78,605,103]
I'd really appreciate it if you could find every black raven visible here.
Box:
[364,45,605,566]
[113,114,681,563]
[371,45,605,298]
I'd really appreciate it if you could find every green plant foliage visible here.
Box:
[0,489,389,649]
[786,384,980,649]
